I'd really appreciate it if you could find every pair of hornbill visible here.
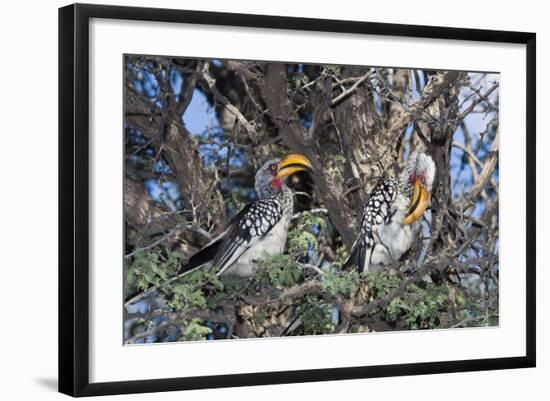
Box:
[179,152,435,276]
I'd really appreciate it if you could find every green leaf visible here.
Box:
[321,269,360,297]
[182,318,212,341]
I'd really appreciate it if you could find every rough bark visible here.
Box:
[260,63,358,245]
[124,79,226,231]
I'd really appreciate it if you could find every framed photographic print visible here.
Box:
[58,3,536,397]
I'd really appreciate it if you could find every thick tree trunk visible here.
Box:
[260,63,358,246]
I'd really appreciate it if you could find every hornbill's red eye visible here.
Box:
[270,164,278,172]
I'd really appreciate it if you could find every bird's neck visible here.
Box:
[280,185,293,200]
[280,186,295,214]
[257,183,291,200]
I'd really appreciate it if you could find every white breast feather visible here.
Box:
[223,213,291,277]
[369,196,421,271]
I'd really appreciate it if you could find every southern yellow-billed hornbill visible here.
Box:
[179,153,312,277]
[344,152,436,273]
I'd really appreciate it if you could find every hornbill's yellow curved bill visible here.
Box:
[403,175,432,225]
[276,153,312,180]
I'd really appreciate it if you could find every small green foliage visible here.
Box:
[255,254,301,287]
[168,282,207,311]
[166,268,225,312]
[201,270,225,291]
[287,211,327,257]
[367,271,401,298]
[254,307,267,325]
[289,72,310,89]
[205,275,244,310]
[367,272,448,329]
[335,244,350,264]
[324,154,346,182]
[127,251,225,313]
[125,250,182,295]
[182,318,212,341]
[287,231,317,257]
[296,211,327,233]
[296,294,335,334]
[125,237,450,340]
[384,283,448,329]
[322,65,342,76]
[321,269,360,297]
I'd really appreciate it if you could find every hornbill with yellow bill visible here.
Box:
[179,153,312,277]
[344,152,436,273]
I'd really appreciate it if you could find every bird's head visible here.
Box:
[255,153,312,198]
[402,152,436,225]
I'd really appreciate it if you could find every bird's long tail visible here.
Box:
[343,238,372,273]
[280,314,303,336]
[178,236,223,274]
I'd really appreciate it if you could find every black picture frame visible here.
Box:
[59,3,536,397]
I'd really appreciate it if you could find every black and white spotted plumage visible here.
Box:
[179,155,308,277]
[344,177,397,273]
[344,152,436,273]
[209,190,293,276]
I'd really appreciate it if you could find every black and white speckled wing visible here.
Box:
[179,195,286,276]
[213,196,285,275]
[344,177,397,273]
